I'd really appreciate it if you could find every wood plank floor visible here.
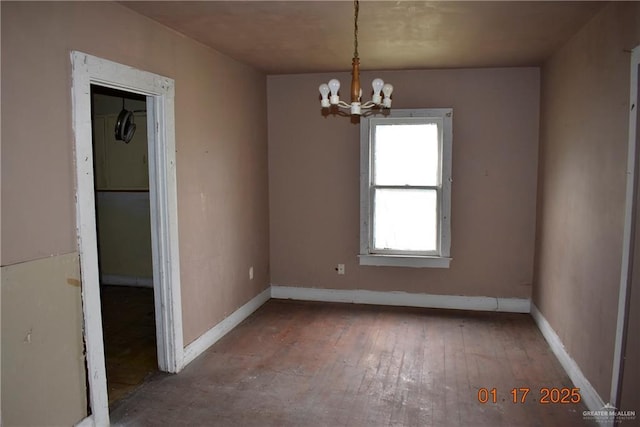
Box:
[110,300,595,426]
[101,285,158,405]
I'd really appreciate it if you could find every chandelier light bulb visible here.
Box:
[382,83,393,97]
[328,79,341,105]
[371,78,384,104]
[382,83,394,108]
[319,83,330,108]
[328,79,340,95]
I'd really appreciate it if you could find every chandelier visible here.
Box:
[318,0,393,116]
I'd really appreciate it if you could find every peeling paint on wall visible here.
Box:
[67,278,81,287]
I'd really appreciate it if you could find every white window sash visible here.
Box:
[360,108,452,267]
[369,185,441,256]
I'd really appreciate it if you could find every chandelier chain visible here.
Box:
[353,0,359,59]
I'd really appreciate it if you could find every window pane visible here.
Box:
[374,123,439,186]
[373,189,437,252]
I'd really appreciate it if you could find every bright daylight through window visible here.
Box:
[359,109,452,268]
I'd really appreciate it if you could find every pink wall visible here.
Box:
[268,68,539,298]
[1,1,270,348]
[534,2,640,400]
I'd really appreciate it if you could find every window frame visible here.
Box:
[359,108,453,268]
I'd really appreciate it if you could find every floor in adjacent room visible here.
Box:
[110,300,595,426]
[101,285,158,406]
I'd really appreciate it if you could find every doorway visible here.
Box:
[90,86,158,405]
[614,45,640,418]
[71,51,183,427]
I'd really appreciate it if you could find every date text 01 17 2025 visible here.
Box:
[477,387,582,404]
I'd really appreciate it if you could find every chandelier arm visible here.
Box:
[360,101,378,109]
[335,101,383,111]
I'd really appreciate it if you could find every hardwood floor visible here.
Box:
[110,300,595,426]
[101,285,158,405]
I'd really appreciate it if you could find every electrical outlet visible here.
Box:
[337,264,345,275]
[249,266,254,280]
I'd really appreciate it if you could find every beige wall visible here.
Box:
[96,192,153,281]
[534,2,640,401]
[1,253,86,426]
[268,68,539,298]
[1,1,269,424]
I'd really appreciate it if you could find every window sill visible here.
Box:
[358,254,452,268]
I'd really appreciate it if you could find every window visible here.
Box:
[359,108,452,268]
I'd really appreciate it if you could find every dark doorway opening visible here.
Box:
[90,85,157,407]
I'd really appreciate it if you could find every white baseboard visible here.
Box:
[270,285,531,313]
[101,274,153,288]
[182,287,271,368]
[530,304,610,426]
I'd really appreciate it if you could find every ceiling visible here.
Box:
[123,1,605,74]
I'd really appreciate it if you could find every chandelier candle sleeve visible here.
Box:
[351,58,361,103]
[317,0,393,116]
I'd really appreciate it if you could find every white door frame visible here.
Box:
[71,51,183,427]
[613,45,640,408]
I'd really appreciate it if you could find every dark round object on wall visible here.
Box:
[115,109,136,143]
